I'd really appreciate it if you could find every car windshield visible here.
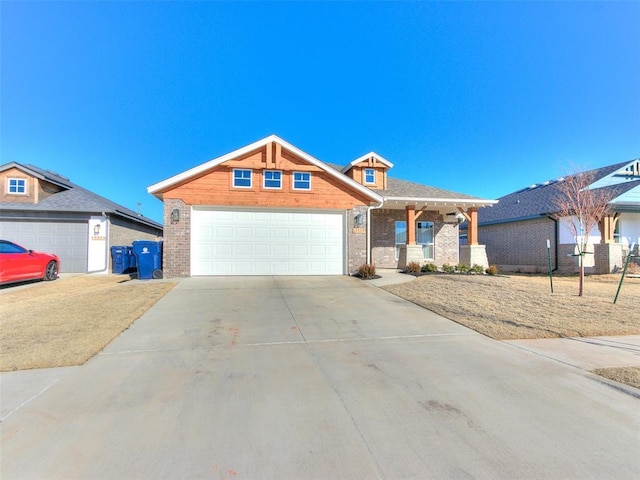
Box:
[0,242,28,254]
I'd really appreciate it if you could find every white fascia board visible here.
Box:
[341,152,394,173]
[147,135,279,195]
[147,134,383,203]
[383,196,498,207]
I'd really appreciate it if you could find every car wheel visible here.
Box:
[44,261,58,281]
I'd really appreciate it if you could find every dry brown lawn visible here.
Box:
[384,273,640,340]
[0,275,175,371]
[592,367,640,389]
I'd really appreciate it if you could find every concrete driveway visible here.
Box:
[1,276,638,479]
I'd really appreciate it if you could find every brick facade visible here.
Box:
[162,199,191,278]
[479,217,557,272]
[347,205,368,273]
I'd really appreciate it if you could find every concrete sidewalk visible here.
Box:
[366,269,640,375]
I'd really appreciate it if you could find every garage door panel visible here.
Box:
[0,220,88,273]
[192,209,344,275]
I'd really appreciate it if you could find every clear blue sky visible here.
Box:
[2,1,639,224]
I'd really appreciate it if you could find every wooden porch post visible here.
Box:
[406,205,416,245]
[461,207,478,246]
[598,214,619,244]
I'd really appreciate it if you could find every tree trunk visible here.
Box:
[578,254,584,297]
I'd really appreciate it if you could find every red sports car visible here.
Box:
[0,240,60,285]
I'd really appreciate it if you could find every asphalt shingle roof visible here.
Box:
[1,162,162,229]
[478,161,640,225]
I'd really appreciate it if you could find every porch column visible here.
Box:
[406,205,416,244]
[459,207,479,245]
[598,214,619,244]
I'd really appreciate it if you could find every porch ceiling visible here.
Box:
[381,197,497,214]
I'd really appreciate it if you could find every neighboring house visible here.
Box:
[0,162,163,273]
[147,135,496,277]
[477,159,640,273]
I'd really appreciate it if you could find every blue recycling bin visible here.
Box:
[132,241,163,279]
[111,246,134,274]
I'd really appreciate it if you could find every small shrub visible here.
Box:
[442,263,455,273]
[486,264,499,276]
[470,264,484,274]
[406,261,421,273]
[421,262,438,273]
[358,263,377,279]
[456,263,469,273]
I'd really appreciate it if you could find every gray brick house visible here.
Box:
[477,159,640,273]
[1,162,163,273]
[147,135,496,277]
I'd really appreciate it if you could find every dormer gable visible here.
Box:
[341,152,393,190]
[0,162,68,205]
[589,158,640,189]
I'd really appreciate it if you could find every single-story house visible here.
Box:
[148,135,496,277]
[0,162,163,273]
[477,159,640,273]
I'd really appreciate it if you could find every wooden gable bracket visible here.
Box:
[264,142,284,169]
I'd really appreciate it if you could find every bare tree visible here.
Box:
[552,168,616,296]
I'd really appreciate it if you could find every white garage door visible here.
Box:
[191,208,344,275]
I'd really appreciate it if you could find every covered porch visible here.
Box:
[368,197,497,270]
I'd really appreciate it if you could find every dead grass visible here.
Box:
[383,273,640,340]
[0,275,175,371]
[592,367,640,390]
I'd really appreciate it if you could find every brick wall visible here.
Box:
[347,205,368,273]
[162,199,191,278]
[479,217,557,272]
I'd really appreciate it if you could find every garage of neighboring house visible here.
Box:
[0,162,163,273]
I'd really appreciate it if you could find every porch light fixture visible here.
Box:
[171,208,180,224]
[354,213,364,228]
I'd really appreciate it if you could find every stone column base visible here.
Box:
[460,245,489,270]
[398,244,425,269]
[594,243,624,274]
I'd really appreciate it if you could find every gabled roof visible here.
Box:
[147,135,383,203]
[341,152,394,173]
[478,160,640,225]
[148,135,495,209]
[0,162,162,229]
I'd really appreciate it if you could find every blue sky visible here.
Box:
[2,1,639,224]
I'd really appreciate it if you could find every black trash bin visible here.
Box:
[132,241,163,279]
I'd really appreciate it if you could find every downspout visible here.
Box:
[366,200,385,264]
[548,216,559,271]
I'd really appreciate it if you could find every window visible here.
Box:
[395,221,406,259]
[417,221,434,259]
[8,178,26,194]
[364,168,375,184]
[293,172,311,190]
[263,170,282,189]
[233,169,252,188]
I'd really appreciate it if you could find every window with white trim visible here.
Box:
[293,172,311,190]
[263,170,282,189]
[417,221,434,259]
[232,169,252,188]
[364,168,375,184]
[395,221,406,259]
[8,178,27,194]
